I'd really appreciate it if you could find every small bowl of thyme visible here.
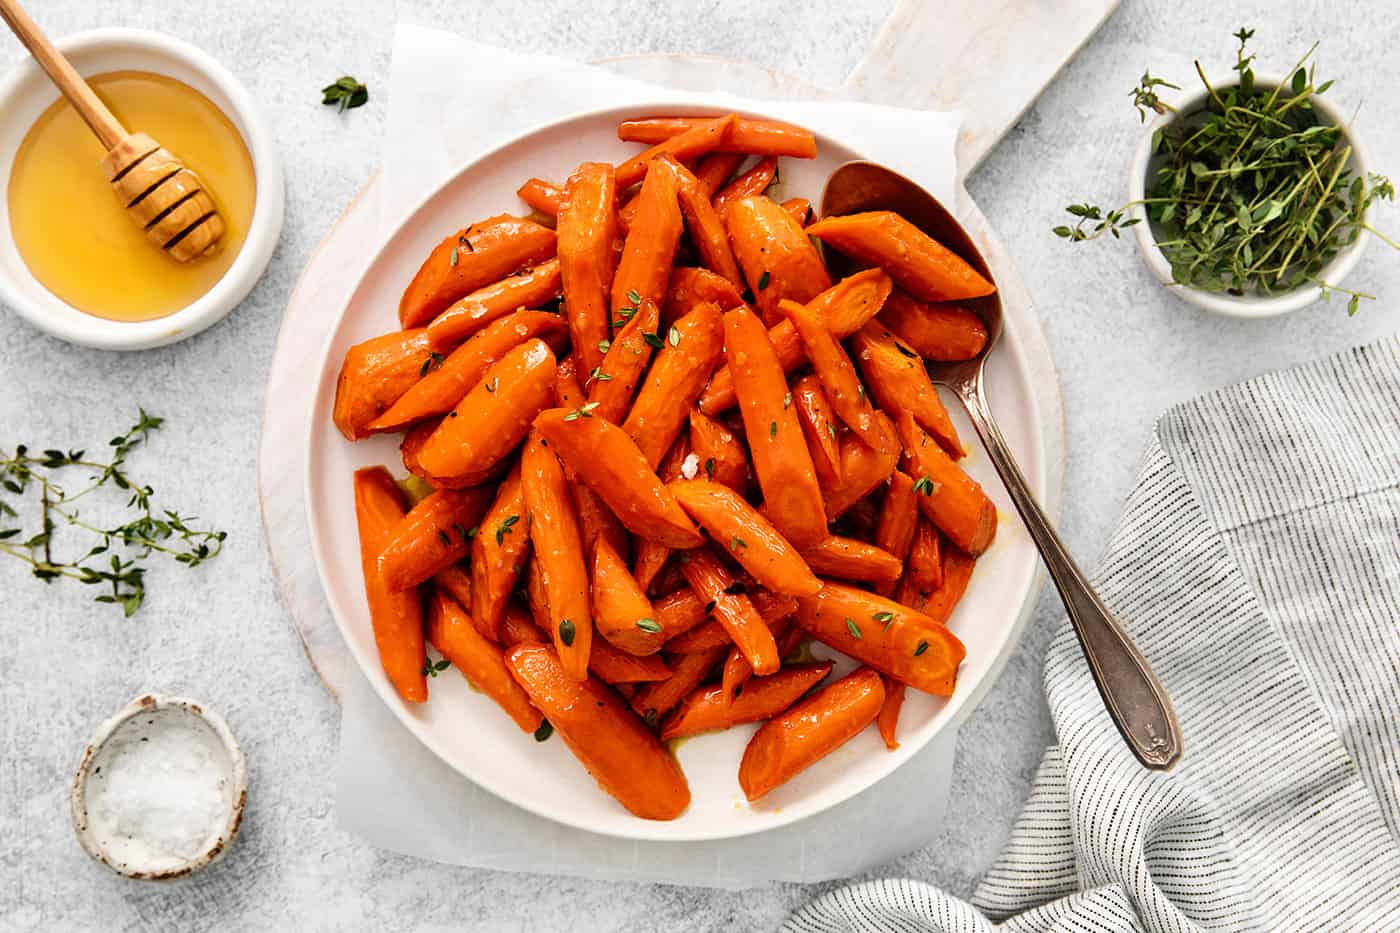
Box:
[1060,29,1396,317]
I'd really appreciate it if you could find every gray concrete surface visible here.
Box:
[3,1,1397,930]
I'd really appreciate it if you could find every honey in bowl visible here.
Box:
[7,70,256,323]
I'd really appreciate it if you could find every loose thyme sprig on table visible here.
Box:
[1056,28,1398,314]
[0,410,227,617]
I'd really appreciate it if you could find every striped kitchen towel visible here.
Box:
[789,337,1400,932]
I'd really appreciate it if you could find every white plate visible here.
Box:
[305,102,1046,841]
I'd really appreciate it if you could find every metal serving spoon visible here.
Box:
[822,161,1183,770]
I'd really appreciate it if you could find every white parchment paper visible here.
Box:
[335,23,964,888]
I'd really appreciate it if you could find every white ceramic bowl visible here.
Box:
[0,29,284,349]
[1128,72,1371,318]
[71,694,247,880]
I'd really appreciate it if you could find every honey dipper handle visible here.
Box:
[0,0,126,149]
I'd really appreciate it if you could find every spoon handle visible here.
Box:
[952,373,1184,770]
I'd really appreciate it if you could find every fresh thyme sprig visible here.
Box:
[321,76,369,113]
[0,411,227,617]
[1057,28,1398,314]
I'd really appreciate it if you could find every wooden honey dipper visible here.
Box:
[0,0,225,262]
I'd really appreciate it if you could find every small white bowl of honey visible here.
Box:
[0,29,283,350]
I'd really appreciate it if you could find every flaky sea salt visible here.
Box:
[680,452,701,480]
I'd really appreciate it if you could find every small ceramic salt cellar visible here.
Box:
[71,694,247,880]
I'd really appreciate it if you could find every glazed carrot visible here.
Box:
[499,601,547,646]
[589,636,671,684]
[664,266,744,325]
[687,409,747,493]
[841,497,881,540]
[612,157,685,318]
[521,432,593,680]
[806,211,995,304]
[821,412,901,520]
[533,408,703,548]
[895,411,996,556]
[645,554,689,598]
[619,116,817,159]
[878,290,988,361]
[415,339,556,479]
[652,587,711,642]
[614,113,735,189]
[517,177,563,216]
[506,643,690,820]
[333,328,432,440]
[712,156,776,219]
[592,537,666,656]
[433,564,474,620]
[622,302,725,466]
[906,516,943,592]
[370,310,567,432]
[922,542,976,624]
[670,480,821,597]
[852,320,963,458]
[697,268,892,415]
[780,197,813,228]
[679,548,779,676]
[665,589,798,653]
[791,374,841,486]
[660,661,832,740]
[428,589,543,732]
[399,215,557,328]
[873,471,919,597]
[721,613,796,699]
[727,196,832,326]
[524,556,553,632]
[557,162,619,374]
[470,463,531,642]
[876,677,905,750]
[630,435,690,593]
[555,358,629,558]
[587,297,660,423]
[780,298,881,449]
[663,155,743,286]
[801,536,903,584]
[631,645,726,724]
[739,666,885,801]
[378,486,494,592]
[352,468,426,703]
[424,260,564,351]
[692,152,745,197]
[723,306,826,547]
[795,583,965,695]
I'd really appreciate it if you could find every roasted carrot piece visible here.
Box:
[629,435,690,593]
[523,556,553,632]
[333,328,432,440]
[370,311,567,432]
[670,480,821,597]
[592,537,666,656]
[662,154,743,287]
[878,290,988,361]
[906,516,944,592]
[687,409,747,493]
[692,152,745,198]
[739,666,885,801]
[727,196,832,326]
[614,113,735,190]
[665,589,798,653]
[428,589,542,732]
[415,339,556,479]
[780,298,882,449]
[723,306,826,547]
[622,302,725,467]
[499,601,547,646]
[521,432,593,681]
[619,116,817,159]
[587,297,660,423]
[558,162,619,374]
[378,486,494,592]
[664,266,744,325]
[801,536,903,584]
[467,464,532,642]
[660,661,832,740]
[796,583,965,695]
[652,587,711,642]
[433,564,475,621]
[611,158,685,318]
[697,268,891,415]
[506,643,690,820]
[517,177,563,217]
[791,373,841,486]
[873,471,919,597]
[555,357,629,558]
[712,156,776,219]
[780,197,813,228]
[719,613,795,700]
[852,320,963,458]
[679,548,779,677]
[589,637,671,685]
[822,412,901,520]
[399,215,557,329]
[895,411,996,556]
[876,677,906,750]
[352,468,426,703]
[533,407,704,549]
[424,260,563,351]
[922,542,977,624]
[806,211,996,304]
[631,646,725,725]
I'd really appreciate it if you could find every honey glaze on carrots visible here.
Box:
[7,71,255,322]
